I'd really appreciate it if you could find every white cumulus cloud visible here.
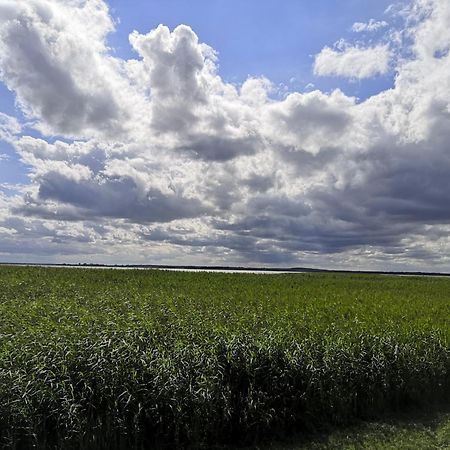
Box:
[314,43,391,79]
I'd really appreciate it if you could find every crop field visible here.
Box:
[0,266,449,449]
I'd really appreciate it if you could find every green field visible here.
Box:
[0,266,449,448]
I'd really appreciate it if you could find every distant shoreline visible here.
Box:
[1,262,449,277]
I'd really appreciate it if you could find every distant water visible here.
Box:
[26,265,303,274]
[2,264,448,277]
[153,268,302,274]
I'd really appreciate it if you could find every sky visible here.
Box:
[0,0,450,270]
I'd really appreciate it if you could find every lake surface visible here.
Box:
[0,263,305,274]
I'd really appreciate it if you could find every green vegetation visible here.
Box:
[0,267,449,449]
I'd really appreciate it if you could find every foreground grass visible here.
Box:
[0,267,449,448]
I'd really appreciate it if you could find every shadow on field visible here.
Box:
[238,404,450,450]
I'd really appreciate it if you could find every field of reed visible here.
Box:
[0,266,448,448]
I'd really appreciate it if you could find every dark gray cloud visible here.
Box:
[178,135,259,161]
[140,226,300,264]
[21,171,210,223]
[242,174,274,193]
[270,92,352,136]
[278,146,338,175]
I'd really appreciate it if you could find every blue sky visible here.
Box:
[1,0,450,270]
[107,0,394,94]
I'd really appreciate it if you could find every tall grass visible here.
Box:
[0,267,449,448]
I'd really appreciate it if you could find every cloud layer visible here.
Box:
[1,0,450,270]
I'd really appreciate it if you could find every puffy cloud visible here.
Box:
[0,0,143,139]
[408,0,450,60]
[1,0,450,270]
[263,89,354,154]
[314,42,391,79]
[0,112,21,141]
[352,19,388,33]
[128,24,214,136]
